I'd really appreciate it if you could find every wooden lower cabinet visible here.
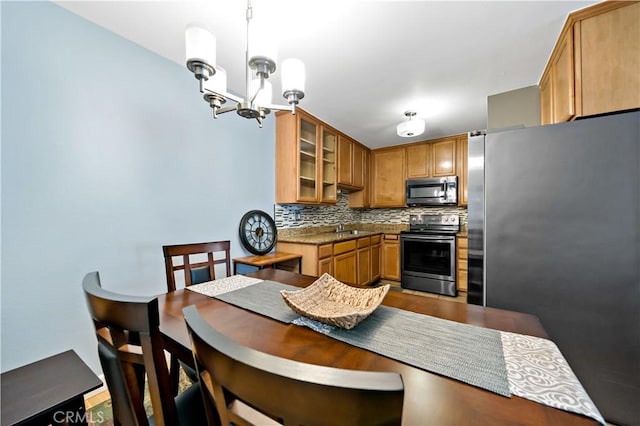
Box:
[277,235,382,285]
[356,237,371,285]
[275,242,332,276]
[370,235,381,282]
[382,234,401,281]
[356,248,370,285]
[318,243,333,275]
[334,251,357,285]
[457,236,468,292]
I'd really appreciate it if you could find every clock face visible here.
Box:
[238,210,277,255]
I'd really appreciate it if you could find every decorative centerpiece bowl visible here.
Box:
[280,273,390,330]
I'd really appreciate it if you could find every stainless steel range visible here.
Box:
[400,214,460,297]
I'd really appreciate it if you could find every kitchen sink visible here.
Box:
[335,230,365,235]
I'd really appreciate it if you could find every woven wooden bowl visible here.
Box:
[280,273,390,330]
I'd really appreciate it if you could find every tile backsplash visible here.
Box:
[275,192,467,229]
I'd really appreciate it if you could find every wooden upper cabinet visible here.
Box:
[320,127,338,203]
[456,136,468,206]
[337,135,365,190]
[275,109,336,204]
[540,72,554,125]
[579,2,640,116]
[337,135,353,186]
[348,149,370,208]
[406,143,431,178]
[352,143,365,188]
[371,147,406,207]
[431,138,457,176]
[551,30,575,123]
[539,1,639,124]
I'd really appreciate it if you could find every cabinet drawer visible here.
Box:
[333,240,357,255]
[318,244,332,259]
[458,247,468,261]
[458,258,468,271]
[383,234,399,241]
[457,269,468,292]
[457,237,468,249]
[357,237,370,248]
[371,234,381,245]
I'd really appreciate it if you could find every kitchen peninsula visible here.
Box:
[277,224,404,286]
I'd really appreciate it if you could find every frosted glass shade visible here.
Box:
[248,20,277,63]
[281,58,305,93]
[203,67,227,94]
[397,118,426,137]
[250,79,273,106]
[185,25,216,67]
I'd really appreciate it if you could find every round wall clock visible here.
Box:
[238,210,277,255]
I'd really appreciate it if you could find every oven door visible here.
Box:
[401,234,456,281]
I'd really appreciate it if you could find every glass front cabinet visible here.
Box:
[276,109,337,204]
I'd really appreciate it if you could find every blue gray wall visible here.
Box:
[1,1,275,373]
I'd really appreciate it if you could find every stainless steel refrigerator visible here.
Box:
[467,110,639,425]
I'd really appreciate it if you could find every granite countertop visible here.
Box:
[277,224,406,245]
[278,230,383,245]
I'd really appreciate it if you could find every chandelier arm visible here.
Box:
[264,103,293,112]
[249,75,265,104]
[216,105,238,115]
[204,88,243,104]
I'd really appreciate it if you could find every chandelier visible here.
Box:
[185,0,305,127]
[396,111,426,138]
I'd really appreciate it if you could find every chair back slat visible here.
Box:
[184,305,404,426]
[163,241,231,291]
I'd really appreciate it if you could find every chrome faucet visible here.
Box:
[336,223,345,232]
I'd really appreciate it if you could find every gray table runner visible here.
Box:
[213,280,510,396]
[213,280,301,323]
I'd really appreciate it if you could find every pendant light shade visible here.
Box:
[203,67,227,94]
[282,58,306,93]
[185,25,216,70]
[397,111,426,137]
[248,21,278,65]
[251,79,273,106]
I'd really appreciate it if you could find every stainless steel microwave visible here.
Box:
[406,176,458,206]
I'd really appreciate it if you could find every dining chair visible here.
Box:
[162,240,231,394]
[82,271,206,426]
[163,240,231,292]
[183,305,405,426]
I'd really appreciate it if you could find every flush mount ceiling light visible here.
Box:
[185,0,305,127]
[397,111,426,138]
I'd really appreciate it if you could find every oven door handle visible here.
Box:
[401,235,455,243]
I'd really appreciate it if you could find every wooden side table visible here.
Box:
[233,252,302,275]
[1,350,102,426]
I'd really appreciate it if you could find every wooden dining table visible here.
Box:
[157,269,596,425]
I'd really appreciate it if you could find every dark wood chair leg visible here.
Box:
[169,355,180,396]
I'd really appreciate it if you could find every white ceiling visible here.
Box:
[54,0,596,149]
